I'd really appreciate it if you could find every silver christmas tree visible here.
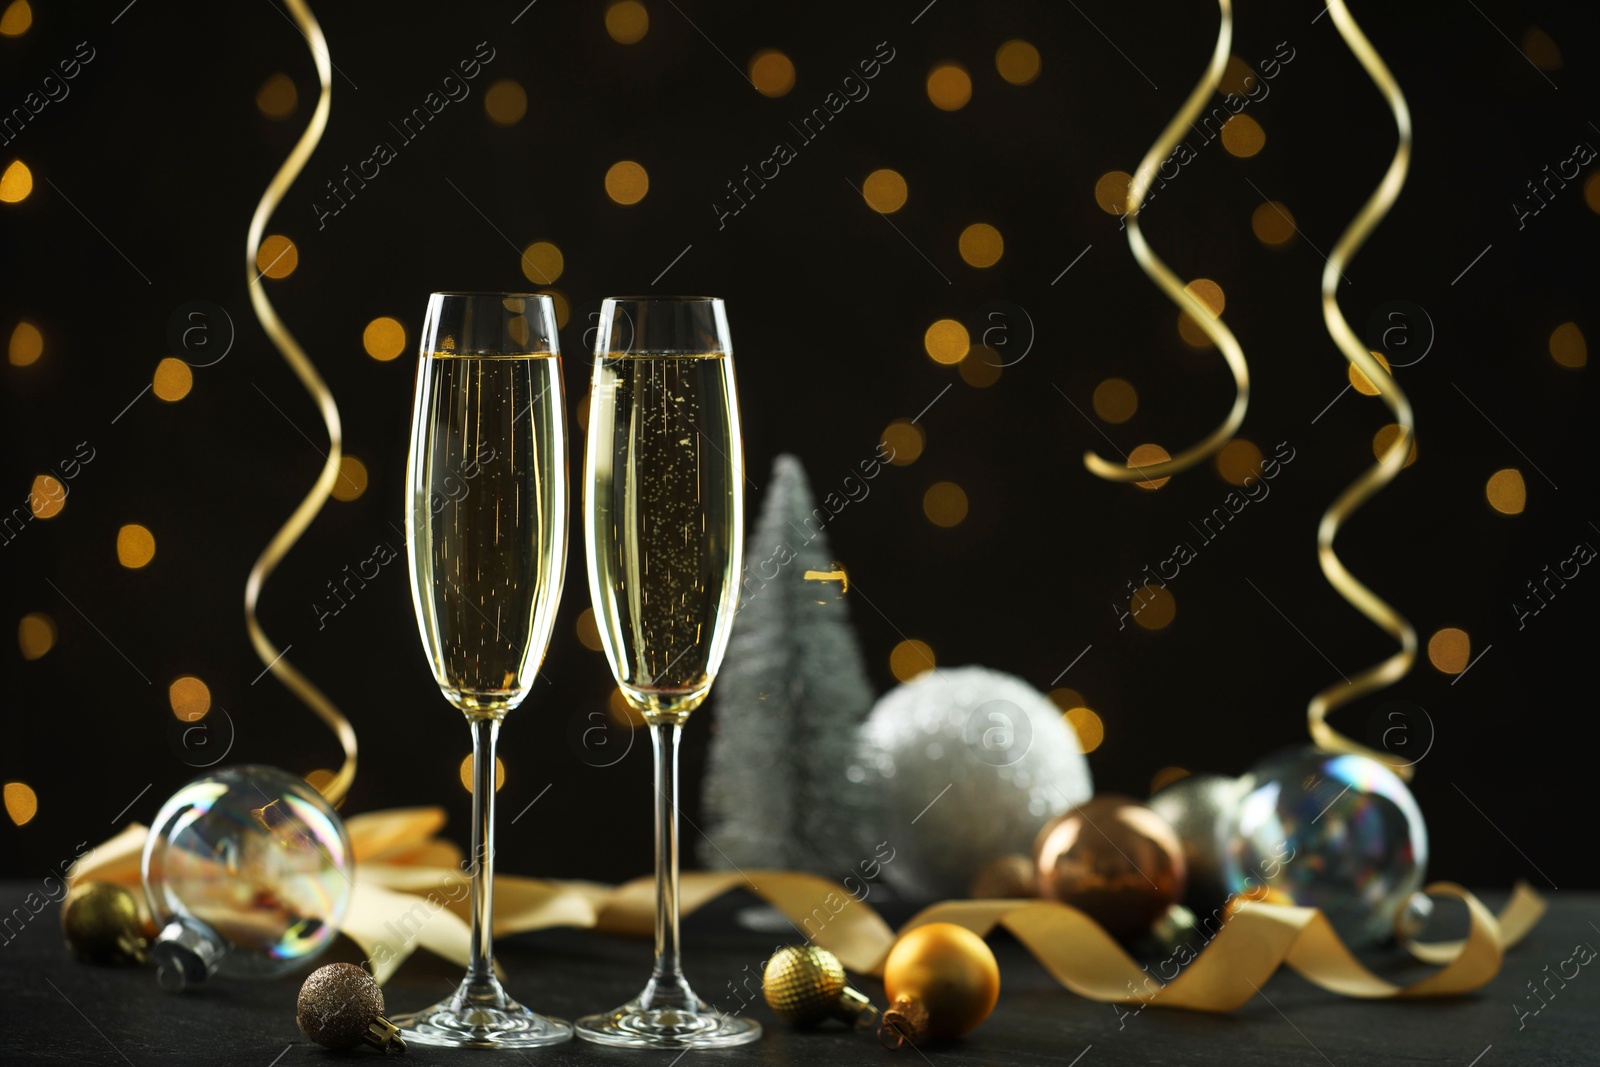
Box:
[699,454,876,875]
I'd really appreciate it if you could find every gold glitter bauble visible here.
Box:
[762,944,877,1027]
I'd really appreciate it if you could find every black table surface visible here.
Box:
[1,883,1595,1066]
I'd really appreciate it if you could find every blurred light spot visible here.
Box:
[1372,423,1417,468]
[609,686,645,726]
[1,159,34,203]
[152,357,193,401]
[958,223,1003,268]
[3,782,37,826]
[1185,278,1226,317]
[168,676,211,721]
[1177,313,1213,348]
[1220,114,1265,157]
[29,475,64,519]
[1521,26,1562,70]
[995,39,1041,85]
[1485,468,1526,514]
[117,523,156,569]
[459,754,506,792]
[889,639,936,682]
[256,73,297,120]
[1348,350,1392,396]
[0,0,31,36]
[520,240,564,285]
[605,0,648,44]
[1094,170,1131,215]
[1215,438,1263,486]
[923,318,970,365]
[923,481,968,527]
[8,321,42,366]
[1132,585,1176,630]
[17,612,55,660]
[1128,443,1172,489]
[576,607,603,651]
[331,456,369,502]
[1065,706,1104,754]
[363,316,406,362]
[1047,688,1083,712]
[881,419,924,466]
[484,79,528,126]
[304,769,337,794]
[540,289,571,329]
[958,346,1000,387]
[575,391,591,433]
[1251,200,1296,246]
[1092,378,1138,423]
[605,160,649,205]
[750,49,795,97]
[256,234,298,279]
[1427,627,1470,674]
[1219,55,1254,96]
[1587,173,1600,214]
[1151,765,1191,793]
[862,168,907,213]
[1549,322,1586,368]
[926,63,972,111]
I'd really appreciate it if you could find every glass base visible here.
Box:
[392,974,573,1049]
[576,976,762,1049]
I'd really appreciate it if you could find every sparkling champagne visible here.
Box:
[407,352,567,715]
[585,352,743,721]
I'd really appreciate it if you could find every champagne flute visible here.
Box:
[576,297,760,1048]
[393,293,573,1048]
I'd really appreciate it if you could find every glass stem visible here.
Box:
[468,715,500,987]
[649,721,684,983]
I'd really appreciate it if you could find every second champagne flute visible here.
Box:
[576,297,760,1049]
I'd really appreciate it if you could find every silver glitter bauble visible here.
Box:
[1148,773,1243,912]
[855,666,1092,901]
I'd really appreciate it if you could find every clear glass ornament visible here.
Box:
[141,765,354,990]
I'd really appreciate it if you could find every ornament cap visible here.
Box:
[364,1015,407,1054]
[150,917,226,992]
[835,986,879,1028]
[878,993,929,1049]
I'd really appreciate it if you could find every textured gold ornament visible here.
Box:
[61,881,148,964]
[297,963,406,1053]
[763,944,877,1027]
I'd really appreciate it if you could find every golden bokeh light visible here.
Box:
[459,754,507,793]
[1485,468,1526,515]
[1132,585,1176,630]
[881,419,925,466]
[575,391,591,434]
[1251,200,1296,246]
[1549,322,1587,368]
[152,357,193,402]
[1,159,34,203]
[861,168,908,214]
[889,639,936,682]
[923,318,970,365]
[605,160,649,205]
[1150,765,1191,793]
[1046,688,1083,712]
[29,475,64,519]
[3,782,37,827]
[923,482,968,527]
[363,316,407,361]
[1348,350,1392,396]
[926,63,972,111]
[995,39,1041,86]
[1215,438,1264,486]
[1587,173,1600,214]
[750,49,796,97]
[1185,278,1226,317]
[1177,313,1213,348]
[1064,706,1104,754]
[1092,378,1138,424]
[1427,627,1471,674]
[1372,423,1417,468]
[168,676,212,721]
[9,321,42,366]
[117,523,156,569]
[484,79,528,126]
[1094,170,1131,215]
[610,686,645,726]
[1219,55,1254,96]
[540,289,571,329]
[1521,26,1562,70]
[256,73,297,120]
[520,240,564,285]
[17,612,55,660]
[1220,114,1265,158]
[256,234,298,279]
[605,0,648,44]
[331,456,369,502]
[0,0,31,36]
[576,607,604,651]
[958,347,1000,387]
[1128,443,1172,490]
[958,223,1004,268]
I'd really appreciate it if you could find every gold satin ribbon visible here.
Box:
[1087,0,1250,484]
[242,0,357,804]
[1306,0,1419,778]
[76,810,1543,1010]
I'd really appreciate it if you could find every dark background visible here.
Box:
[2,0,1595,895]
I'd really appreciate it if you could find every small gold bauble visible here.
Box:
[762,944,876,1027]
[60,881,148,965]
[880,922,999,1046]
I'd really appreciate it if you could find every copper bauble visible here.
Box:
[879,922,999,1046]
[968,853,1036,899]
[762,944,876,1027]
[1033,794,1186,939]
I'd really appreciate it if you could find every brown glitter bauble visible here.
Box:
[297,963,386,1050]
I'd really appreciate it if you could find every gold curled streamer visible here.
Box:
[1306,0,1417,778]
[1086,0,1250,484]
[242,0,356,805]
